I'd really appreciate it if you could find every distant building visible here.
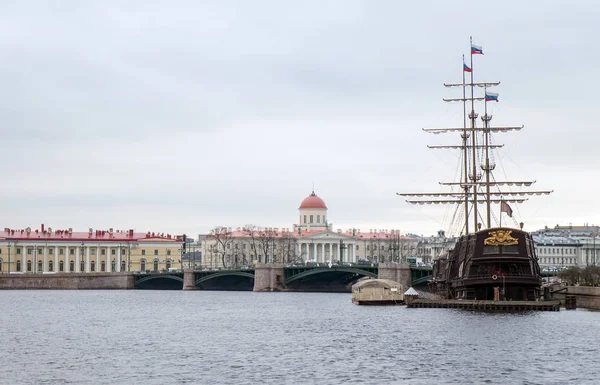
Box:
[200,191,424,268]
[532,224,600,267]
[0,225,183,273]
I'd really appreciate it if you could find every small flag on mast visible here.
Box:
[471,44,483,55]
[463,63,472,72]
[501,200,513,217]
[485,91,499,102]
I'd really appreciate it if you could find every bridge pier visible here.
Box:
[183,268,198,290]
[378,263,412,290]
[253,263,285,292]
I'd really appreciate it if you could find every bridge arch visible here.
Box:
[285,267,377,285]
[195,271,255,286]
[135,274,184,287]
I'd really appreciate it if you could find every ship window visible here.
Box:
[502,245,519,254]
[483,246,500,254]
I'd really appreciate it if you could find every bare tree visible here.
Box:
[243,224,261,263]
[208,226,234,268]
[279,230,298,264]
[257,227,278,263]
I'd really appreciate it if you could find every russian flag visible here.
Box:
[471,44,483,55]
[463,64,472,72]
[485,91,499,102]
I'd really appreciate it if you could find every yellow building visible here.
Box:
[0,225,183,273]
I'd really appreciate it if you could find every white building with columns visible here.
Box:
[0,225,182,274]
[200,191,420,268]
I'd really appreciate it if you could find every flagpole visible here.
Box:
[462,54,469,236]
[500,197,503,227]
[469,36,478,232]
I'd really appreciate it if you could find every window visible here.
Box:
[317,215,320,223]
[153,259,159,272]
[91,249,96,255]
[120,260,126,271]
[0,259,2,272]
[242,244,246,250]
[27,260,32,272]
[28,248,32,255]
[101,261,106,272]
[16,248,21,255]
[166,260,171,269]
[59,261,64,272]
[121,248,126,255]
[112,249,116,255]
[59,248,64,255]
[38,260,43,272]
[69,260,75,272]
[140,259,146,271]
[70,249,74,255]
[101,249,105,255]
[356,245,359,250]
[38,248,43,255]
[154,250,158,256]
[49,248,54,254]
[48,260,54,272]
[111,260,116,271]
[91,261,96,272]
[310,215,313,224]
[16,260,21,272]
[80,260,85,272]
[142,250,146,256]
[304,215,307,224]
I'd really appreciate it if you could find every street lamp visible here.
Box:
[7,242,11,274]
[339,239,346,263]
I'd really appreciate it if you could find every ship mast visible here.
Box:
[397,38,553,236]
[469,36,479,232]
[461,54,469,236]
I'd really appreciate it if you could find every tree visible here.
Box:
[279,230,299,264]
[558,266,581,286]
[257,227,278,263]
[208,226,233,268]
[580,265,600,286]
[243,224,261,264]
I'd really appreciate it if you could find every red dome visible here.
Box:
[299,192,328,209]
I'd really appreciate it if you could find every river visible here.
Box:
[0,290,598,384]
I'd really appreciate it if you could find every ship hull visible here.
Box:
[432,227,541,301]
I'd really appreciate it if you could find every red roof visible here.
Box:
[1,225,182,243]
[299,192,327,210]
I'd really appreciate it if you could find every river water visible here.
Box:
[0,290,599,385]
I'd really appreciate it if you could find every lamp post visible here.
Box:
[7,242,11,274]
[339,239,346,263]
[34,246,37,274]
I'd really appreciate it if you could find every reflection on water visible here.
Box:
[1,290,599,384]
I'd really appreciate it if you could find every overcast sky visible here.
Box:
[2,0,599,239]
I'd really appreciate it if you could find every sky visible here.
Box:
[2,0,599,239]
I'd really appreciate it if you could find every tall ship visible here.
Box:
[398,39,552,301]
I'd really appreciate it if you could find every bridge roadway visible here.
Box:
[133,263,433,292]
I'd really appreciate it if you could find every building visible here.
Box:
[200,191,427,268]
[0,225,183,274]
[532,224,600,267]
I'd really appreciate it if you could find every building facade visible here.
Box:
[199,191,433,268]
[0,225,183,274]
[532,224,600,268]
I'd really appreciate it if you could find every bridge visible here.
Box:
[133,263,433,291]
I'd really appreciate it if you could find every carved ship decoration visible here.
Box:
[398,39,552,301]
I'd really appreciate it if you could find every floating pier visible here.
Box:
[406,299,560,311]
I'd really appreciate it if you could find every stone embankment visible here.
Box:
[565,286,600,310]
[0,273,134,290]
